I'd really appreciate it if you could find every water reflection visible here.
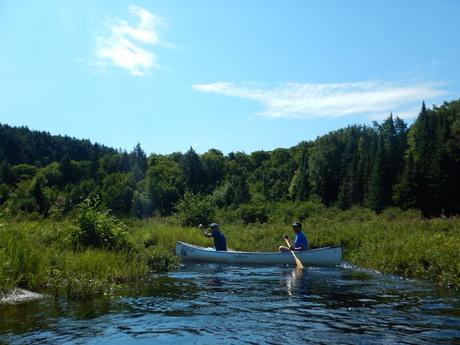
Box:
[1,264,460,344]
[286,268,305,297]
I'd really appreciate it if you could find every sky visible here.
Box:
[1,0,459,155]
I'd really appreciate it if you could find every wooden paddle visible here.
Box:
[284,237,304,269]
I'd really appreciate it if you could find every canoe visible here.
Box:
[175,241,343,266]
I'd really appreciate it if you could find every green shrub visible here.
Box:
[145,247,179,271]
[238,202,268,224]
[175,191,216,227]
[72,197,132,251]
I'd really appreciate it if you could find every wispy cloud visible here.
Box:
[93,6,167,76]
[193,81,448,119]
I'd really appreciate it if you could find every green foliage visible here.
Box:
[181,147,206,193]
[0,223,45,292]
[145,155,184,215]
[1,99,460,220]
[131,190,152,219]
[1,210,460,300]
[0,183,10,205]
[72,198,132,251]
[0,219,178,299]
[201,149,226,192]
[175,191,216,227]
[145,247,179,271]
[130,143,148,182]
[395,100,460,216]
[59,154,75,185]
[289,148,309,200]
[237,202,269,224]
[10,164,38,183]
[101,173,134,214]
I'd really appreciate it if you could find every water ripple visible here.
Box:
[1,264,460,344]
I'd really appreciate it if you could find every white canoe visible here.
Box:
[175,241,343,266]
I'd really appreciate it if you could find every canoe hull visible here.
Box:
[175,241,343,266]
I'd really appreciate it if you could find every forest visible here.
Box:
[1,99,459,222]
[1,99,460,296]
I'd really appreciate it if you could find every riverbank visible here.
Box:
[0,219,178,300]
[1,209,459,299]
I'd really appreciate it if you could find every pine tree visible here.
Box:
[181,147,206,193]
[59,154,74,185]
[29,176,47,215]
[366,135,385,212]
[289,148,309,201]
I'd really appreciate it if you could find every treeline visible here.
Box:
[0,99,459,220]
[0,123,116,166]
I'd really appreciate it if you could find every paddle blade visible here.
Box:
[284,238,304,268]
[293,254,304,269]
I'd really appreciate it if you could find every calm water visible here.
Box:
[1,264,460,344]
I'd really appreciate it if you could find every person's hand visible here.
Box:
[283,234,289,240]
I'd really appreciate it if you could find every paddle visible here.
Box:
[284,237,304,269]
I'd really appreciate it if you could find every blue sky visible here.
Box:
[1,0,459,154]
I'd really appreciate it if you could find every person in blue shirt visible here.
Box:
[279,221,308,252]
[199,223,227,251]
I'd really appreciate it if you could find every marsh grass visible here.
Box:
[1,208,459,299]
[0,220,178,299]
[127,210,460,289]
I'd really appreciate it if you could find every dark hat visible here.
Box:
[292,221,302,228]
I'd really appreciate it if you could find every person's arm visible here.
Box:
[283,234,295,250]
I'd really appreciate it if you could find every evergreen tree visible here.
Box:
[289,148,309,201]
[366,135,385,212]
[89,143,100,180]
[29,176,48,215]
[59,154,74,185]
[181,147,206,193]
[131,143,147,180]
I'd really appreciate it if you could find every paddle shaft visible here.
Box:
[285,238,304,269]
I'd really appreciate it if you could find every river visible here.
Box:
[1,263,460,344]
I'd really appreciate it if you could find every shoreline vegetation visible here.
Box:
[1,99,459,299]
[1,205,459,300]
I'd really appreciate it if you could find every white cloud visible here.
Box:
[93,6,166,76]
[193,81,448,119]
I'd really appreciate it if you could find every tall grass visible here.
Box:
[128,209,460,289]
[1,208,459,299]
[0,220,178,299]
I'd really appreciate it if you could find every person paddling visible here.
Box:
[279,221,308,252]
[199,223,227,251]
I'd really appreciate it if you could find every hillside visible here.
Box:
[0,99,459,219]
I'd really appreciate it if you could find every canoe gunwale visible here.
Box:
[175,241,343,266]
[176,241,341,255]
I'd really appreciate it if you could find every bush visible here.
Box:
[72,197,132,251]
[0,183,10,205]
[175,191,216,227]
[145,247,179,271]
[238,202,268,224]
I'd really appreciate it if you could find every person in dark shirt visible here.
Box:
[199,223,227,251]
[279,221,308,252]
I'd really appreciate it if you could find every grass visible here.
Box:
[0,219,178,299]
[1,208,459,299]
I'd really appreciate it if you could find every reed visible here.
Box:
[1,208,459,300]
